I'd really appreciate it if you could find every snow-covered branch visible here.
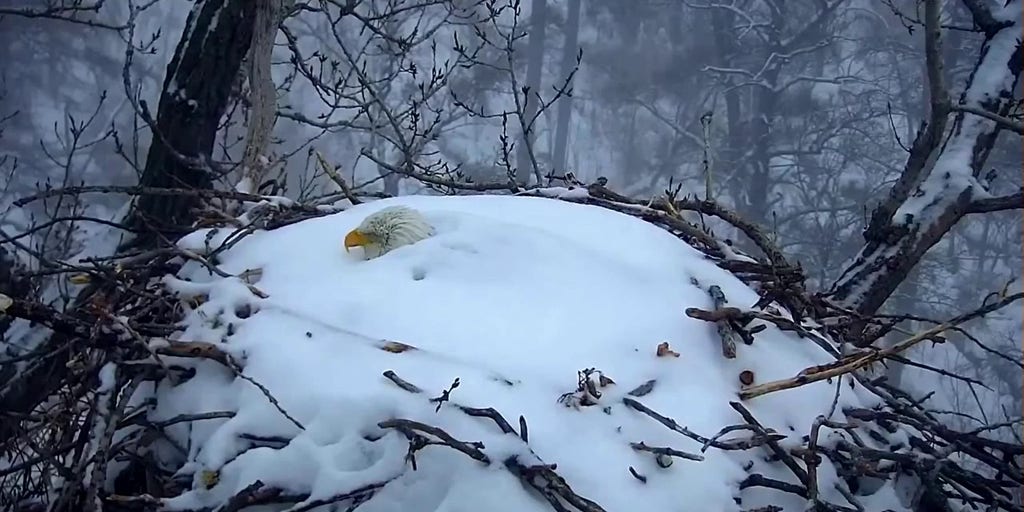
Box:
[966,188,1024,213]
[828,0,1023,326]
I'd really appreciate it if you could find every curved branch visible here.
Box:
[967,189,1024,214]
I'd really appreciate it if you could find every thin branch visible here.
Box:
[740,293,1023,400]
[953,104,1024,135]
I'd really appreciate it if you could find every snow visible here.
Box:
[893,13,1021,225]
[525,186,592,200]
[83,362,119,488]
[154,195,897,511]
[963,25,1021,106]
[996,0,1022,23]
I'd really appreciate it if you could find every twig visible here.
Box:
[706,285,741,358]
[504,457,608,512]
[629,441,704,462]
[623,397,747,450]
[313,149,362,205]
[382,370,423,393]
[729,402,809,486]
[155,341,238,368]
[379,418,490,464]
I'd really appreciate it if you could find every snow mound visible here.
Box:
[155,195,896,511]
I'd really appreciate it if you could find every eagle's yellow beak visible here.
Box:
[344,229,372,252]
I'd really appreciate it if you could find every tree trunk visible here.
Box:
[0,0,259,445]
[128,0,258,247]
[745,73,779,222]
[828,0,1022,343]
[239,0,292,192]
[383,167,401,196]
[551,0,580,174]
[709,6,747,214]
[742,3,787,224]
[515,0,548,187]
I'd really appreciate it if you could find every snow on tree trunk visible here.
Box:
[129,0,258,247]
[828,1,1022,339]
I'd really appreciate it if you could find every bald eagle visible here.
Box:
[344,205,436,260]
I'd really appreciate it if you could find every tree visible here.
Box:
[514,0,548,186]
[0,0,259,451]
[127,0,258,247]
[827,0,1023,342]
[551,0,580,174]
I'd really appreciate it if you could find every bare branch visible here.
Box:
[967,189,1024,214]
[953,104,1024,135]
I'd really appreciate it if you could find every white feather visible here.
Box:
[358,205,435,259]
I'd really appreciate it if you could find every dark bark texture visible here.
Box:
[129,0,258,247]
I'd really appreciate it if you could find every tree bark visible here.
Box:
[128,0,258,247]
[551,0,580,174]
[239,0,292,193]
[515,0,548,187]
[828,0,1022,342]
[709,7,743,204]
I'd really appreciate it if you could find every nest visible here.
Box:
[0,182,1020,512]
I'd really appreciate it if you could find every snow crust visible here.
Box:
[156,195,896,511]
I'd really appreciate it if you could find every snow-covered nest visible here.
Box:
[150,195,907,511]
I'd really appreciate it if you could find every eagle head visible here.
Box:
[344,205,435,260]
